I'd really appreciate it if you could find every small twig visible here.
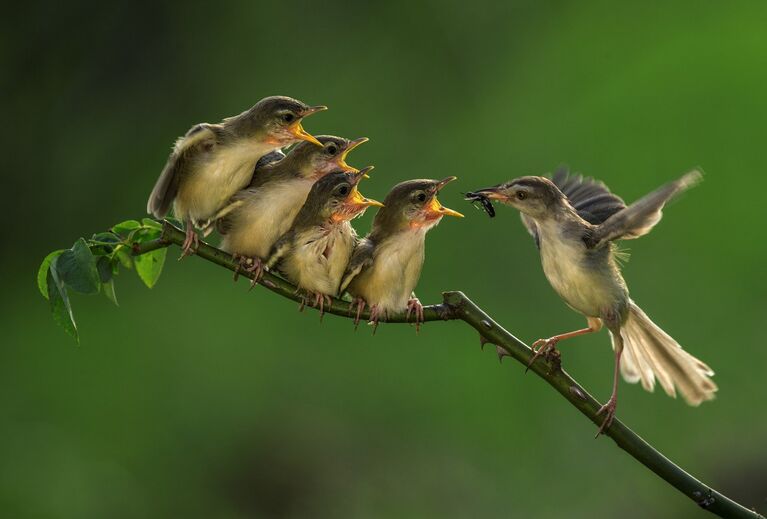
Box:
[130,221,762,519]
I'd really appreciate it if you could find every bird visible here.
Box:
[146,95,327,256]
[265,167,381,317]
[217,135,369,284]
[465,168,717,435]
[340,177,464,332]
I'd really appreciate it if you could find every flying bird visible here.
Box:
[466,168,717,435]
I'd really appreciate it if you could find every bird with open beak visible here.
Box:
[265,168,382,316]
[466,168,717,435]
[340,177,464,332]
[146,95,327,256]
[217,135,369,284]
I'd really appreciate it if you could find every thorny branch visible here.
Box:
[131,221,762,519]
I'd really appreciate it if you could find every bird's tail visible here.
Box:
[610,300,717,406]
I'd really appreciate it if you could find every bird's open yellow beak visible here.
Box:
[348,185,384,208]
[290,122,322,147]
[337,137,369,174]
[426,196,464,218]
[290,105,327,147]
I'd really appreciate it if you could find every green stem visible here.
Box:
[131,221,762,519]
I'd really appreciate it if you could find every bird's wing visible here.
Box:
[339,238,375,294]
[146,123,218,218]
[552,167,627,225]
[265,230,294,270]
[588,170,702,249]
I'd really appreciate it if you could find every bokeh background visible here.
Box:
[3,1,766,517]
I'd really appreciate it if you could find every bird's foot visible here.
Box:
[526,337,560,372]
[308,292,333,321]
[241,257,264,290]
[595,396,617,437]
[406,297,425,333]
[368,304,385,335]
[179,227,199,259]
[348,298,367,330]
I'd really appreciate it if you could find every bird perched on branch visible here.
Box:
[466,168,717,435]
[266,168,381,316]
[218,135,369,283]
[146,96,326,256]
[340,177,464,332]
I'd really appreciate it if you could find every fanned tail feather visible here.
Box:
[611,300,717,406]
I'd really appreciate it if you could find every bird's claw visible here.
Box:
[307,292,332,321]
[368,304,384,335]
[179,228,199,259]
[595,397,617,437]
[349,298,367,330]
[526,337,559,372]
[240,257,264,290]
[406,298,425,333]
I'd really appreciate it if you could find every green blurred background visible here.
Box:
[3,1,766,517]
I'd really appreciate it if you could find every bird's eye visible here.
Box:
[326,144,338,155]
[338,185,350,196]
[516,191,527,200]
[416,193,427,203]
[281,113,295,123]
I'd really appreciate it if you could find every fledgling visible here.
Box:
[218,135,369,282]
[266,168,381,317]
[466,168,717,435]
[146,95,327,255]
[340,177,464,332]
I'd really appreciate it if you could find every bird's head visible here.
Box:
[466,176,564,219]
[234,95,326,147]
[374,176,464,234]
[305,167,383,224]
[288,136,369,179]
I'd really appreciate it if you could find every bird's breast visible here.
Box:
[176,140,275,223]
[283,224,355,296]
[219,179,313,258]
[538,228,625,318]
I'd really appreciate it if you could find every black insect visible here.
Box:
[464,192,495,218]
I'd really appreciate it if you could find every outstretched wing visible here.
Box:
[587,170,702,249]
[339,238,375,294]
[520,167,627,248]
[553,167,627,224]
[146,123,218,218]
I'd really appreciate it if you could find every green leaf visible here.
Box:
[134,248,166,288]
[111,220,141,236]
[141,218,163,230]
[102,279,118,306]
[37,249,66,299]
[47,268,78,343]
[133,227,162,243]
[55,239,101,294]
[114,245,133,269]
[96,256,113,283]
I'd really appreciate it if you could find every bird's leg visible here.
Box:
[179,220,199,259]
[406,296,425,333]
[242,257,264,290]
[596,332,624,437]
[527,317,603,371]
[349,298,367,330]
[369,304,385,335]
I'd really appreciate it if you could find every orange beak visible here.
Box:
[425,195,464,218]
[337,137,369,174]
[289,105,327,146]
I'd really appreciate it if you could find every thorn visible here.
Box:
[496,345,509,363]
[479,334,490,350]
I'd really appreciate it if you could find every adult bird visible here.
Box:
[340,177,464,332]
[218,135,369,283]
[266,168,381,316]
[146,96,326,255]
[466,168,717,435]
